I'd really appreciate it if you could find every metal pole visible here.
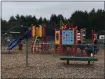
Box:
[26,38,28,67]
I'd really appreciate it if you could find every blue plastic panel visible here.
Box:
[62,30,74,45]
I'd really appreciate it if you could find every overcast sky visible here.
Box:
[2,1,104,21]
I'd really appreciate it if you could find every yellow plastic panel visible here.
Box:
[39,25,42,37]
[31,26,35,37]
[55,31,60,44]
[36,27,39,36]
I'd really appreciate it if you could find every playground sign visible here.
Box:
[62,30,74,45]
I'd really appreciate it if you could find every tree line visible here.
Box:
[1,8,105,38]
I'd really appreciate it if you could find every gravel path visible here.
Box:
[1,49,104,78]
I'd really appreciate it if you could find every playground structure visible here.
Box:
[1,25,104,78]
[5,25,53,54]
[54,24,99,64]
[31,25,50,53]
[2,23,99,65]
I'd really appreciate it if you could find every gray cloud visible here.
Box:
[2,1,104,21]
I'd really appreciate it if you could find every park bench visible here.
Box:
[60,56,98,65]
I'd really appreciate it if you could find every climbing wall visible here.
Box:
[62,30,74,45]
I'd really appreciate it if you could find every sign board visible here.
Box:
[62,30,74,45]
[10,31,20,33]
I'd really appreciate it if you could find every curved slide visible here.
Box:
[8,29,31,50]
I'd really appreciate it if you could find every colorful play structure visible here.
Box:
[7,23,99,65]
[54,24,99,64]
[7,25,49,53]
[31,25,49,53]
